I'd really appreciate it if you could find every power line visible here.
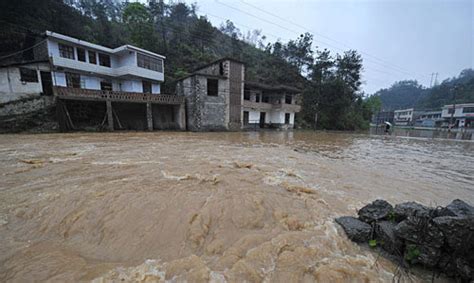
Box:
[213,0,430,82]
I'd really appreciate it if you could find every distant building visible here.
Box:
[414,110,443,128]
[371,111,394,125]
[441,103,474,128]
[394,108,422,126]
[176,58,301,131]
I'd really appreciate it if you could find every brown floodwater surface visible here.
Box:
[0,131,473,282]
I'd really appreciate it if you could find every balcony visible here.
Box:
[243,100,301,112]
[54,86,185,105]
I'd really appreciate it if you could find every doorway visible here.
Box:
[40,71,53,96]
[259,112,266,128]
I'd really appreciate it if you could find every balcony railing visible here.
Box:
[54,86,184,104]
[243,100,301,112]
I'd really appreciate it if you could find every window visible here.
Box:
[100,81,112,91]
[285,113,291,124]
[219,62,224,75]
[463,107,474,113]
[243,111,249,125]
[207,79,218,96]
[137,53,163,72]
[77,48,86,62]
[142,80,152,94]
[19,68,38,82]
[244,89,250,100]
[65,72,81,88]
[448,108,455,114]
[88,51,97,64]
[285,95,292,104]
[59,43,75,59]
[262,95,270,103]
[99,53,111,67]
[255,94,260,103]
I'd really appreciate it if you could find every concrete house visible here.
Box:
[0,31,185,131]
[176,58,301,131]
[441,103,474,128]
[394,108,422,126]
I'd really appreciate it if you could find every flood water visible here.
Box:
[0,131,473,282]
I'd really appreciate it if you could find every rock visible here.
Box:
[335,216,372,243]
[358,199,393,223]
[375,221,403,254]
[404,243,441,267]
[432,216,474,251]
[454,258,474,281]
[394,216,444,248]
[393,202,432,221]
[438,199,474,217]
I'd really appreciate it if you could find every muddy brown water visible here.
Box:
[0,131,473,282]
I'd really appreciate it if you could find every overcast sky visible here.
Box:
[177,0,473,94]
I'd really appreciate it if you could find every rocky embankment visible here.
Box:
[336,199,474,281]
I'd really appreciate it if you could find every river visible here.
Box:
[0,131,473,282]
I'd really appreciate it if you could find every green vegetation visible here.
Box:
[405,244,420,263]
[1,0,379,130]
[372,69,474,110]
[369,239,377,248]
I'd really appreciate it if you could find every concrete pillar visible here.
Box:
[146,102,153,131]
[176,104,186,130]
[106,100,114,131]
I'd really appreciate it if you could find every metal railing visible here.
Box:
[54,86,185,104]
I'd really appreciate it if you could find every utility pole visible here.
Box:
[429,73,434,88]
[449,85,458,132]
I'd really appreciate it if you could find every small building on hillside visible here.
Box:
[441,103,474,128]
[0,31,185,131]
[176,58,301,131]
[394,108,422,126]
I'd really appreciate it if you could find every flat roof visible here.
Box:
[45,31,166,59]
[443,103,474,108]
[245,81,301,93]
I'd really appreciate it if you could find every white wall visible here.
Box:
[0,67,43,103]
[121,80,143,93]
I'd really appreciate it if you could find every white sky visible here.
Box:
[142,0,474,94]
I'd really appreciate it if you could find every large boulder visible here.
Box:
[358,199,393,223]
[394,216,444,248]
[404,243,441,267]
[432,216,474,251]
[375,221,403,254]
[438,199,474,217]
[335,216,372,243]
[393,202,432,221]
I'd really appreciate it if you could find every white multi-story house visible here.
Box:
[45,31,165,94]
[441,103,474,128]
[394,108,421,126]
[0,31,185,131]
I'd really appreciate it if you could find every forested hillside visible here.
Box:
[373,69,474,111]
[0,0,376,130]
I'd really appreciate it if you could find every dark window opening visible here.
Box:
[262,95,270,103]
[77,48,86,62]
[448,108,455,114]
[65,72,81,88]
[285,113,291,124]
[142,80,152,94]
[243,111,249,125]
[255,94,260,103]
[463,107,474,113]
[19,68,38,82]
[219,62,224,75]
[244,89,250,100]
[285,95,292,104]
[137,53,163,72]
[59,43,75,59]
[99,53,111,67]
[207,79,218,96]
[100,81,112,91]
[88,51,97,64]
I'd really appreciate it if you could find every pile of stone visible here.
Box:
[335,199,474,281]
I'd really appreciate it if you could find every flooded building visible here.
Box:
[414,110,443,128]
[1,31,185,131]
[394,108,422,126]
[441,103,474,128]
[176,58,301,131]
